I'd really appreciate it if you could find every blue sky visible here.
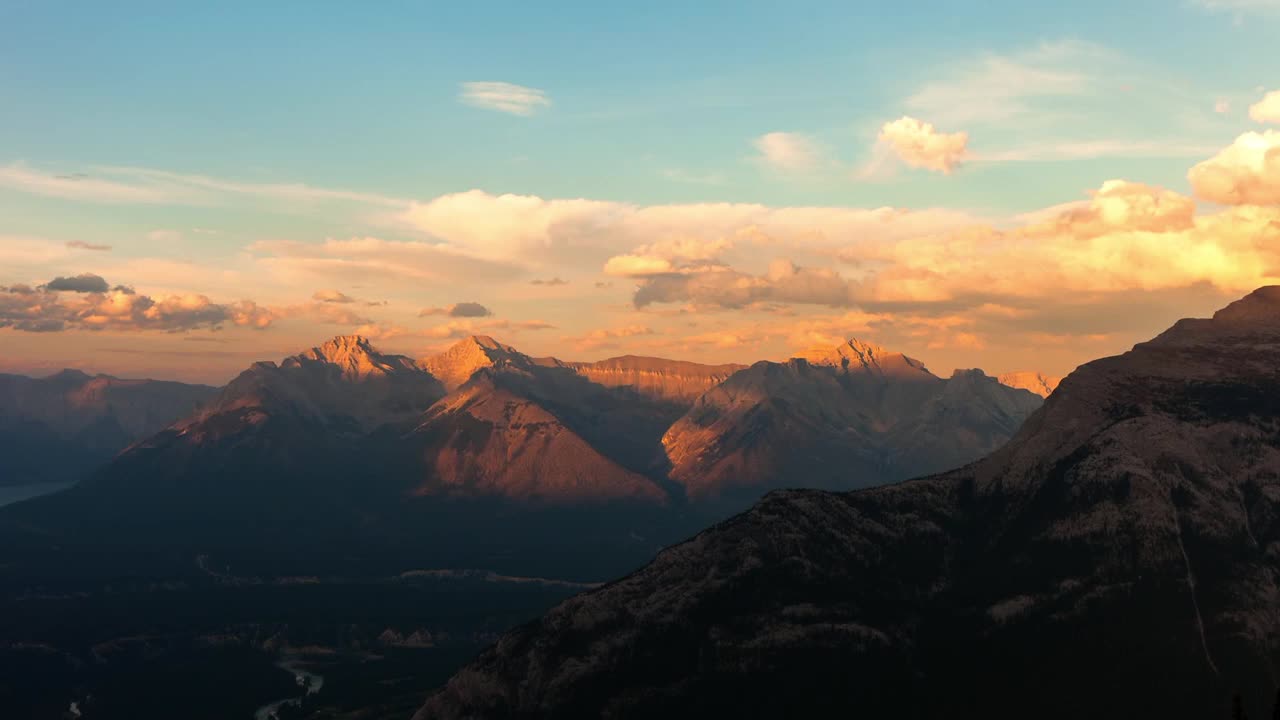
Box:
[2,0,1279,382]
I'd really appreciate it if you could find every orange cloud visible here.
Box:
[0,282,275,333]
[1187,131,1280,206]
[565,325,655,351]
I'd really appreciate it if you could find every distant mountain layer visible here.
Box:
[418,287,1280,720]
[663,340,1043,501]
[0,370,215,485]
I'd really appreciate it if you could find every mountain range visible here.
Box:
[417,287,1280,719]
[0,333,1045,578]
[0,370,215,486]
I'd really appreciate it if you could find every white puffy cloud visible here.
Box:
[1250,90,1280,124]
[402,190,979,270]
[877,117,970,173]
[1187,131,1280,205]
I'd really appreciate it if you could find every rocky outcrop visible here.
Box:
[191,335,445,434]
[420,336,530,393]
[661,343,1041,501]
[409,372,667,505]
[562,356,745,406]
[997,370,1061,398]
[417,287,1280,720]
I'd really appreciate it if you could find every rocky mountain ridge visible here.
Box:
[0,370,216,485]
[417,286,1280,719]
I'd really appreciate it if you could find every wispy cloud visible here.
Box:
[1192,0,1280,15]
[459,81,551,116]
[752,132,822,172]
[0,163,409,208]
[905,41,1098,126]
[66,240,112,252]
[0,164,195,204]
[978,139,1222,163]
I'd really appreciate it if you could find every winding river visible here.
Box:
[253,660,325,720]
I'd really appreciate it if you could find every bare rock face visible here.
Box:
[409,340,678,505]
[0,370,216,484]
[796,337,935,381]
[420,336,529,393]
[188,335,445,435]
[417,287,1280,720]
[408,372,667,505]
[998,370,1062,398]
[562,356,745,405]
[72,336,446,493]
[661,340,1041,501]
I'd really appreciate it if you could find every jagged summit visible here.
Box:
[285,334,419,381]
[998,370,1060,398]
[420,336,531,392]
[417,286,1280,720]
[796,337,934,380]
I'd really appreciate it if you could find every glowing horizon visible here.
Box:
[3,2,1279,385]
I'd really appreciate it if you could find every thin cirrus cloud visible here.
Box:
[66,240,112,252]
[904,41,1094,126]
[459,81,551,116]
[1193,0,1280,14]
[565,325,655,351]
[0,163,409,207]
[248,237,526,284]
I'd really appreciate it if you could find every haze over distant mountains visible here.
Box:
[419,287,1280,720]
[0,332,1046,575]
[0,370,215,485]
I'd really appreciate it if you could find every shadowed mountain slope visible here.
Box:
[418,287,1280,720]
[0,370,216,485]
